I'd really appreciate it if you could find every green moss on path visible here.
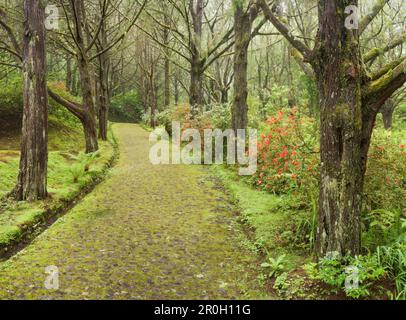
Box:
[0,124,266,300]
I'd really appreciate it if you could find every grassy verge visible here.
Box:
[0,128,118,260]
[211,165,340,299]
[211,165,403,300]
[212,166,311,258]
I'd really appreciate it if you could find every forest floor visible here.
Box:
[0,124,268,300]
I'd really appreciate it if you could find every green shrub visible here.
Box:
[364,129,406,212]
[110,91,143,123]
[0,75,23,116]
[363,209,405,250]
[305,254,386,299]
[67,151,101,183]
[202,104,231,131]
[377,243,406,299]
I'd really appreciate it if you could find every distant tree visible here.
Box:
[139,0,235,111]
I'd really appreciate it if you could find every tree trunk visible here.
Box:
[74,0,98,153]
[174,77,179,105]
[380,99,395,130]
[221,89,228,104]
[98,22,110,141]
[164,57,171,108]
[189,0,204,112]
[72,64,78,96]
[189,55,204,110]
[232,4,252,131]
[98,77,109,141]
[66,56,73,92]
[314,0,363,257]
[77,55,99,153]
[15,0,48,201]
[163,15,171,108]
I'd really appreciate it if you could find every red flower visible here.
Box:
[400,144,405,149]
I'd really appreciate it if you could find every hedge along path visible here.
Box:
[0,124,265,299]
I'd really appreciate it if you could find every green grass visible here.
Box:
[211,165,313,271]
[0,114,116,249]
[0,152,19,198]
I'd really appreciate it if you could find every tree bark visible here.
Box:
[189,54,204,109]
[174,77,179,105]
[232,3,253,131]
[380,99,395,130]
[314,0,363,257]
[66,56,73,92]
[74,0,99,153]
[189,0,204,111]
[163,14,171,108]
[15,0,48,201]
[221,89,229,104]
[97,21,110,141]
[77,53,99,152]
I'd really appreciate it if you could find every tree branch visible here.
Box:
[359,0,389,35]
[258,0,313,60]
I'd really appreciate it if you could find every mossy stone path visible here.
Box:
[0,124,263,299]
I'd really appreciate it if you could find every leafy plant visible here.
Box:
[261,254,287,278]
[109,90,143,123]
[68,151,100,182]
[295,194,318,251]
[377,242,406,298]
[273,272,289,291]
[305,254,386,299]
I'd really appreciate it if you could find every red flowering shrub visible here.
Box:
[171,104,191,123]
[182,113,213,139]
[157,103,214,137]
[251,108,319,194]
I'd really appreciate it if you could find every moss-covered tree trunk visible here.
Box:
[74,0,98,153]
[78,56,99,153]
[189,55,204,109]
[174,77,179,105]
[232,3,252,131]
[163,13,171,108]
[189,0,204,112]
[314,0,363,257]
[15,0,48,201]
[66,56,73,92]
[98,63,109,141]
[98,21,110,141]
